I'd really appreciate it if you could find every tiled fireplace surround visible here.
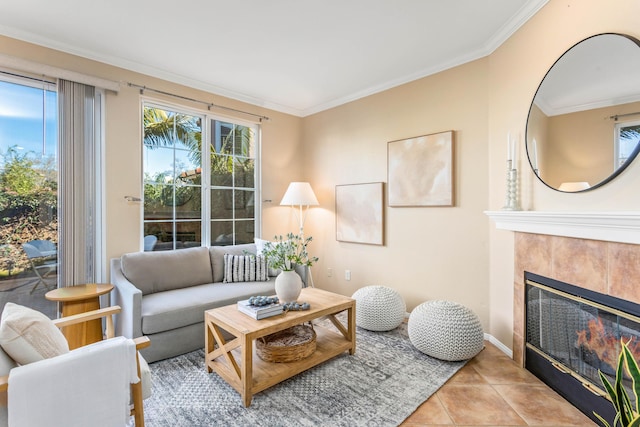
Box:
[512,232,640,367]
[486,210,640,368]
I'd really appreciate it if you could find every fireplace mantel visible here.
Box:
[485,211,640,245]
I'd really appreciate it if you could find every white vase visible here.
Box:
[275,270,302,303]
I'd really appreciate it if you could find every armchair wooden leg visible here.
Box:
[131,352,145,427]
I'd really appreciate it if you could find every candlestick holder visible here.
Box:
[502,160,521,211]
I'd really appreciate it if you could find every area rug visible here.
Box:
[144,320,467,426]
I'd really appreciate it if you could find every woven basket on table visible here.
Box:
[256,324,316,363]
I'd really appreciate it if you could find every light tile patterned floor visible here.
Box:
[401,342,597,426]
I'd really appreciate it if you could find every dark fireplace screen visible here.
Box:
[526,277,640,400]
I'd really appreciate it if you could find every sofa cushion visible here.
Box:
[0,303,69,365]
[223,254,268,283]
[121,246,213,295]
[209,244,256,283]
[140,280,275,334]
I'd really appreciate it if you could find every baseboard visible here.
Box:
[484,333,513,358]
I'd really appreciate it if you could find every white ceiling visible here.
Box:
[0,0,548,117]
[534,34,640,116]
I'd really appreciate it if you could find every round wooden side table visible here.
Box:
[45,283,114,350]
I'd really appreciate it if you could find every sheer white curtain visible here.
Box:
[57,79,103,287]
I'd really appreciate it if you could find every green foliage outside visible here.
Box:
[0,146,57,276]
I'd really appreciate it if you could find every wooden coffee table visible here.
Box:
[205,287,356,407]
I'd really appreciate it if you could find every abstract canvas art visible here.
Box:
[335,182,384,245]
[387,130,454,206]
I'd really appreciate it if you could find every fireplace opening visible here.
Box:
[525,272,640,425]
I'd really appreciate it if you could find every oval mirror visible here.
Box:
[526,33,640,192]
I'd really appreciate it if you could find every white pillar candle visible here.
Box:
[507,131,511,161]
[531,138,538,170]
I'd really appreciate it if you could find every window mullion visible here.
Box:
[202,117,211,247]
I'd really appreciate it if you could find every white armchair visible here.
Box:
[0,304,150,427]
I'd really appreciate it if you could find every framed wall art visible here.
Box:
[335,182,384,245]
[387,130,454,207]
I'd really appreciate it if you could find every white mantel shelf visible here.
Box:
[484,211,640,245]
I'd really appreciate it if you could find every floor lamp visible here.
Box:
[280,182,319,286]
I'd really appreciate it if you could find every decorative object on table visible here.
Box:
[146,316,467,426]
[237,297,283,320]
[282,301,310,311]
[387,130,454,207]
[262,233,318,303]
[352,285,406,331]
[408,300,484,361]
[280,181,319,287]
[274,271,303,304]
[502,131,521,211]
[256,324,316,363]
[246,296,279,306]
[335,182,384,245]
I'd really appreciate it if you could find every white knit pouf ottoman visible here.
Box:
[408,300,484,361]
[352,285,406,331]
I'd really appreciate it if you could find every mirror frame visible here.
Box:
[525,33,640,193]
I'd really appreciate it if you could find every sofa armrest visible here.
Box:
[110,258,143,339]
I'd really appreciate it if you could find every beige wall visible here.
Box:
[536,101,640,188]
[302,59,490,323]
[301,0,640,349]
[488,0,640,347]
[0,36,305,271]
[2,0,640,351]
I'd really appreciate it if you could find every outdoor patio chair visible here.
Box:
[21,241,57,294]
[143,235,157,252]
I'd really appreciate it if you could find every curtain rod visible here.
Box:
[0,69,56,85]
[127,82,270,122]
[610,111,640,121]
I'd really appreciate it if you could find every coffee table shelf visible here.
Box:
[205,288,356,406]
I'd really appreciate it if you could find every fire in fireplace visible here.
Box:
[525,272,640,425]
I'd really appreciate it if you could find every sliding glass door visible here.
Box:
[0,76,58,318]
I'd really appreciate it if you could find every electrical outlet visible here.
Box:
[345,270,351,281]
[327,268,333,277]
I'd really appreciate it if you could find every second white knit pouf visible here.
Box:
[408,300,484,361]
[352,285,406,331]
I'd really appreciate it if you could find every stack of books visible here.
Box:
[237,298,283,320]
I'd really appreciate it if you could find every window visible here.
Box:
[210,119,257,246]
[0,74,58,317]
[615,120,640,168]
[142,102,259,250]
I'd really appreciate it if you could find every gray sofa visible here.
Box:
[110,243,306,363]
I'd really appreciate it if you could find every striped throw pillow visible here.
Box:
[223,254,269,283]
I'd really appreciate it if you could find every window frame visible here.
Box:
[615,119,640,169]
[141,98,261,249]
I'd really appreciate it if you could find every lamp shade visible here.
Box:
[280,182,319,206]
[558,181,590,192]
